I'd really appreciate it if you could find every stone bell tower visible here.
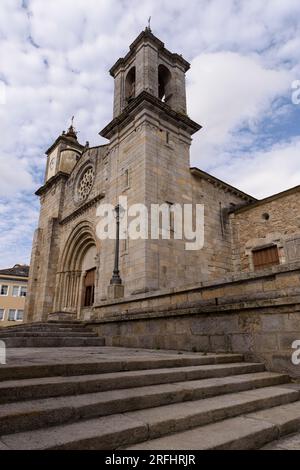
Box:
[100,28,201,295]
[110,27,189,117]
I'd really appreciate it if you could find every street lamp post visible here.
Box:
[108,203,125,299]
[110,204,122,285]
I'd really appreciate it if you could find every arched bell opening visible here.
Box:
[125,66,136,104]
[158,64,172,104]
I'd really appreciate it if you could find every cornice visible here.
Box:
[110,30,190,77]
[190,167,256,202]
[100,91,201,139]
[35,172,69,196]
[230,184,300,214]
[59,193,105,225]
[0,276,28,283]
[46,135,84,156]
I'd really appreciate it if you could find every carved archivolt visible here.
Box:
[54,221,98,313]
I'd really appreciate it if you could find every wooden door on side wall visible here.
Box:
[252,245,279,270]
[83,268,96,307]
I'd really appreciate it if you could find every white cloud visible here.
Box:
[187,51,291,168]
[214,137,300,199]
[0,195,39,268]
[0,154,35,197]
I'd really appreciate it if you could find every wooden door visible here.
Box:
[253,246,279,270]
[83,268,96,307]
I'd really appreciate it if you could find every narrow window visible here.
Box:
[0,285,8,296]
[20,286,27,297]
[166,201,174,234]
[122,237,128,254]
[0,309,4,321]
[123,169,130,189]
[104,159,109,181]
[252,245,279,270]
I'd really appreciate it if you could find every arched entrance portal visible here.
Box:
[54,222,98,317]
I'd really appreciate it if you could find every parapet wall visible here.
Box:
[88,262,300,377]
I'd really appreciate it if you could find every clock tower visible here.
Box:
[45,123,84,182]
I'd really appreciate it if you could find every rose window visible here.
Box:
[77,167,95,201]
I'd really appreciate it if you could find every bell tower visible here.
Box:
[110,27,190,118]
[100,28,201,295]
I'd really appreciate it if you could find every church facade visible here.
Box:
[25,29,300,336]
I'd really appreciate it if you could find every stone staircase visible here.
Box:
[0,322,105,347]
[0,349,300,450]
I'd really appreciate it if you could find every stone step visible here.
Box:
[47,320,87,325]
[3,325,93,331]
[0,331,98,338]
[0,354,245,381]
[4,322,90,330]
[3,327,94,334]
[0,362,265,403]
[127,399,300,450]
[1,337,105,348]
[263,431,300,450]
[0,372,289,434]
[0,386,297,450]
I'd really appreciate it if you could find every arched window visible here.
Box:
[125,67,136,103]
[158,64,172,103]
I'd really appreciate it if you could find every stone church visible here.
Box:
[25,29,300,371]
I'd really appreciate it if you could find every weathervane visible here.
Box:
[65,115,78,139]
[147,16,151,31]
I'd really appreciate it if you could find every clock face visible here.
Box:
[49,157,55,169]
[47,148,58,181]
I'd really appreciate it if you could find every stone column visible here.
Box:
[74,272,81,318]
[53,272,62,311]
[64,273,70,310]
[70,272,76,309]
[77,271,86,318]
[58,272,66,310]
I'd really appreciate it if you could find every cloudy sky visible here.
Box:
[0,0,300,268]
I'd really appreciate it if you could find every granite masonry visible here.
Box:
[24,29,300,376]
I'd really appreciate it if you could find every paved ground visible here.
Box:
[1,347,299,449]
[4,347,208,367]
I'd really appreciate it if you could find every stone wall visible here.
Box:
[27,28,300,326]
[25,174,67,322]
[190,173,248,281]
[90,305,300,378]
[87,263,300,377]
[230,187,300,272]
